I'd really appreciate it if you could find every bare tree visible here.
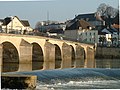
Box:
[96,3,118,28]
[99,36,106,46]
[35,21,42,29]
[96,3,107,16]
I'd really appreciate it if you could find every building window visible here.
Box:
[81,18,84,20]
[90,32,91,36]
[90,38,91,41]
[86,18,89,21]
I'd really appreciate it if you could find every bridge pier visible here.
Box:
[18,39,32,72]
[44,42,55,70]
[84,47,95,68]
[74,45,85,68]
[0,44,3,72]
[61,43,72,68]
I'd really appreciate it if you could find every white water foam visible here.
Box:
[36,80,120,89]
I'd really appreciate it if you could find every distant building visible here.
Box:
[65,19,98,44]
[98,28,119,46]
[65,29,98,44]
[65,12,119,46]
[66,19,94,30]
[46,28,64,40]
[78,29,98,43]
[36,21,66,33]
[0,16,33,34]
[66,13,103,30]
[47,28,64,36]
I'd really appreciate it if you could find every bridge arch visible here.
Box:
[32,42,44,70]
[54,44,62,69]
[2,41,19,72]
[70,45,75,67]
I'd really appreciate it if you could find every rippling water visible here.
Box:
[36,80,120,89]
[5,68,120,89]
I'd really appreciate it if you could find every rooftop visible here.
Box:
[66,19,93,30]
[74,13,96,21]
[0,16,30,27]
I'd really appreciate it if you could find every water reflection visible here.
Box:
[2,42,19,72]
[2,59,120,72]
[2,63,19,72]
[96,59,120,68]
[32,62,43,70]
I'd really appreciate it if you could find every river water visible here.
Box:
[95,59,120,68]
[34,68,120,89]
[2,59,120,89]
[6,68,120,89]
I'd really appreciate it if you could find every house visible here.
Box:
[67,13,103,29]
[64,19,98,44]
[112,24,120,46]
[0,16,33,34]
[46,28,64,39]
[78,29,98,43]
[36,21,66,33]
[98,27,119,46]
[66,19,93,30]
[65,28,98,44]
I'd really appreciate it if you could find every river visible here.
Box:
[7,68,120,89]
[95,59,120,68]
[35,68,120,89]
[2,59,120,89]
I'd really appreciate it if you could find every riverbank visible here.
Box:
[1,74,37,89]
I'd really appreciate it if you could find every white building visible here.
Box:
[78,29,98,43]
[106,33,118,46]
[65,19,98,44]
[65,29,98,44]
[98,28,119,46]
[0,16,33,34]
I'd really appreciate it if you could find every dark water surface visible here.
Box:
[3,59,120,72]
[4,68,120,89]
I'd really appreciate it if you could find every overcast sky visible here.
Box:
[0,0,119,28]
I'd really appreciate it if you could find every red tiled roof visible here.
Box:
[79,20,93,29]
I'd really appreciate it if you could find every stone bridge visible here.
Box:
[0,33,95,72]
